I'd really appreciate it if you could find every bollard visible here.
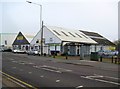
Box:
[66,53,68,59]
[115,57,117,64]
[100,56,102,62]
[112,56,114,63]
[53,53,55,58]
[118,58,120,64]
[66,56,68,59]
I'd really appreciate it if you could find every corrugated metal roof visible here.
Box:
[45,26,97,44]
[80,30,115,46]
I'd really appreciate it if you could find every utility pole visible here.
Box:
[41,21,43,55]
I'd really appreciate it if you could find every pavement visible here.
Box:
[44,56,119,72]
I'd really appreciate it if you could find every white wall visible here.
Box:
[30,30,41,46]
[0,33,17,48]
[43,26,61,44]
[30,26,62,54]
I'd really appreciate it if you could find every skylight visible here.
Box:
[81,34,88,39]
[75,33,82,38]
[61,31,69,36]
[53,30,61,36]
[68,32,76,37]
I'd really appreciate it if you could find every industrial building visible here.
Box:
[80,30,116,52]
[0,33,17,50]
[12,32,33,52]
[30,26,97,56]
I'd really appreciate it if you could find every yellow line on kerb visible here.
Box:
[0,71,38,89]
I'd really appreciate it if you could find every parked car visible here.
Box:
[27,50,40,56]
[98,50,118,57]
[1,48,12,52]
[12,49,25,53]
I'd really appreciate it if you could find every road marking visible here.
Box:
[58,68,72,72]
[94,74,119,80]
[81,76,120,85]
[12,61,18,63]
[28,62,34,65]
[33,66,39,68]
[41,68,62,73]
[76,85,83,89]
[0,71,37,89]
[6,77,26,87]
[40,75,44,78]
[10,59,14,61]
[42,65,72,72]
[19,63,25,65]
[94,78,120,85]
[20,69,23,71]
[86,75,103,78]
[28,72,32,74]
[12,67,16,69]
[56,80,60,83]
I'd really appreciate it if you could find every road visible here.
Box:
[2,52,120,88]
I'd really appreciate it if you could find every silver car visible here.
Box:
[27,50,40,56]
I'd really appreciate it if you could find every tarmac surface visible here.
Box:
[2,52,120,88]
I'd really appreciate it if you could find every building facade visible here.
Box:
[30,26,97,56]
[0,33,17,50]
[12,32,33,51]
[80,30,116,52]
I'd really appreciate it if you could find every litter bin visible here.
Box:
[90,52,99,61]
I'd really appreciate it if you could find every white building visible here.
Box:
[30,26,97,56]
[0,32,34,51]
[0,33,17,50]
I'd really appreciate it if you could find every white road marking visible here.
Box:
[94,74,119,80]
[86,75,103,78]
[81,76,120,85]
[94,78,120,85]
[58,68,72,72]
[10,59,14,61]
[12,67,16,69]
[33,65,72,73]
[76,85,83,89]
[33,66,39,68]
[20,69,23,71]
[19,63,25,65]
[40,75,44,78]
[42,65,57,69]
[28,62,34,65]
[28,72,32,74]
[42,65,72,72]
[41,68,62,73]
[56,80,60,83]
[12,61,18,63]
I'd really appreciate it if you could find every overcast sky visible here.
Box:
[0,0,119,42]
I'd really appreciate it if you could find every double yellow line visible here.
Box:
[0,71,38,89]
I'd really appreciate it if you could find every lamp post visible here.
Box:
[26,1,43,55]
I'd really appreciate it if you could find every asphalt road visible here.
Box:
[2,52,120,88]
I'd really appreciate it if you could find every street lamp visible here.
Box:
[26,1,43,55]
